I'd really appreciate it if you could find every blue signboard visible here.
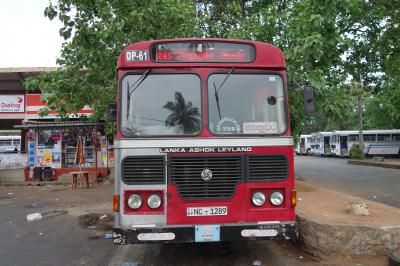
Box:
[28,141,35,167]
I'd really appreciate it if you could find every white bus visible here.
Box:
[310,132,332,156]
[295,134,312,155]
[0,136,21,153]
[331,129,400,157]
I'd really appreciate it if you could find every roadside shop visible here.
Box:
[16,94,109,181]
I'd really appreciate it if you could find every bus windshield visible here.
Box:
[208,73,287,135]
[120,73,202,136]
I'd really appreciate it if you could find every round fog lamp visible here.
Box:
[269,191,284,206]
[147,194,162,209]
[251,192,266,206]
[128,194,142,210]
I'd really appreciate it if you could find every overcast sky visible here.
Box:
[0,0,63,67]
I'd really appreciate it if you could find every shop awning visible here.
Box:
[14,121,103,129]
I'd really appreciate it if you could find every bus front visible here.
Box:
[113,39,297,244]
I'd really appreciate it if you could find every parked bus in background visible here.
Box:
[331,129,400,157]
[310,132,332,156]
[109,38,315,244]
[0,136,21,153]
[295,134,311,155]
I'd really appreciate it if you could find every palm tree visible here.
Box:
[163,92,201,134]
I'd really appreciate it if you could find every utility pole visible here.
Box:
[358,74,364,158]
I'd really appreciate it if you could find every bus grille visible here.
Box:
[169,156,243,200]
[122,156,164,184]
[248,155,288,181]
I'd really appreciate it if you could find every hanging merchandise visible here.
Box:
[74,136,85,166]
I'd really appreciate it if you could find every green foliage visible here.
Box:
[26,0,400,138]
[365,84,400,129]
[104,121,116,138]
[349,144,362,159]
[25,0,201,122]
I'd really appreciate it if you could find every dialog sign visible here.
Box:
[152,42,255,63]
[0,95,25,112]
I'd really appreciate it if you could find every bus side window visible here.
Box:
[377,134,390,141]
[363,134,376,142]
[349,135,359,142]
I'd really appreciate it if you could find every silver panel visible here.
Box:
[114,137,293,149]
[116,147,167,226]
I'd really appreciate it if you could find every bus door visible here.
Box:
[300,138,305,154]
[324,136,330,155]
[340,136,348,156]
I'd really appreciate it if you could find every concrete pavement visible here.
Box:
[296,181,400,256]
[348,158,400,169]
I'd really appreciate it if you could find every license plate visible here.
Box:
[187,207,227,216]
[195,225,220,242]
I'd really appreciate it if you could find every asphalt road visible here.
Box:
[0,187,113,266]
[0,185,318,266]
[0,183,382,266]
[295,155,400,208]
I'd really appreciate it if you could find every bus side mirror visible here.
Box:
[304,86,315,114]
[108,102,117,122]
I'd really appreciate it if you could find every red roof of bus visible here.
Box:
[117,38,286,70]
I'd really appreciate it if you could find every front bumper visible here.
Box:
[113,221,297,244]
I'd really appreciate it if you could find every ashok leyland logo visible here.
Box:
[201,169,213,181]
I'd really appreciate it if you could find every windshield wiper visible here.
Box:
[126,68,151,119]
[213,67,235,120]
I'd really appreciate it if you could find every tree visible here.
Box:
[25,0,201,126]
[163,92,201,134]
[223,0,364,137]
[243,0,400,136]
[365,85,400,129]
[363,0,400,130]
[25,0,400,137]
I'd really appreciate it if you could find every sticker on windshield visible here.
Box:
[243,122,278,134]
[217,117,241,133]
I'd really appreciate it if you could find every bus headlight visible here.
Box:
[147,194,162,209]
[251,192,266,206]
[269,191,284,206]
[128,194,142,210]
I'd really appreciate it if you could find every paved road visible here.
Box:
[0,185,317,266]
[295,155,400,208]
[0,186,113,266]
[0,184,381,266]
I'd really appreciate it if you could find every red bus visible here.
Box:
[112,38,301,244]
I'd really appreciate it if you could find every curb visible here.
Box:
[0,178,112,187]
[0,181,71,187]
[297,215,400,256]
[348,160,400,170]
